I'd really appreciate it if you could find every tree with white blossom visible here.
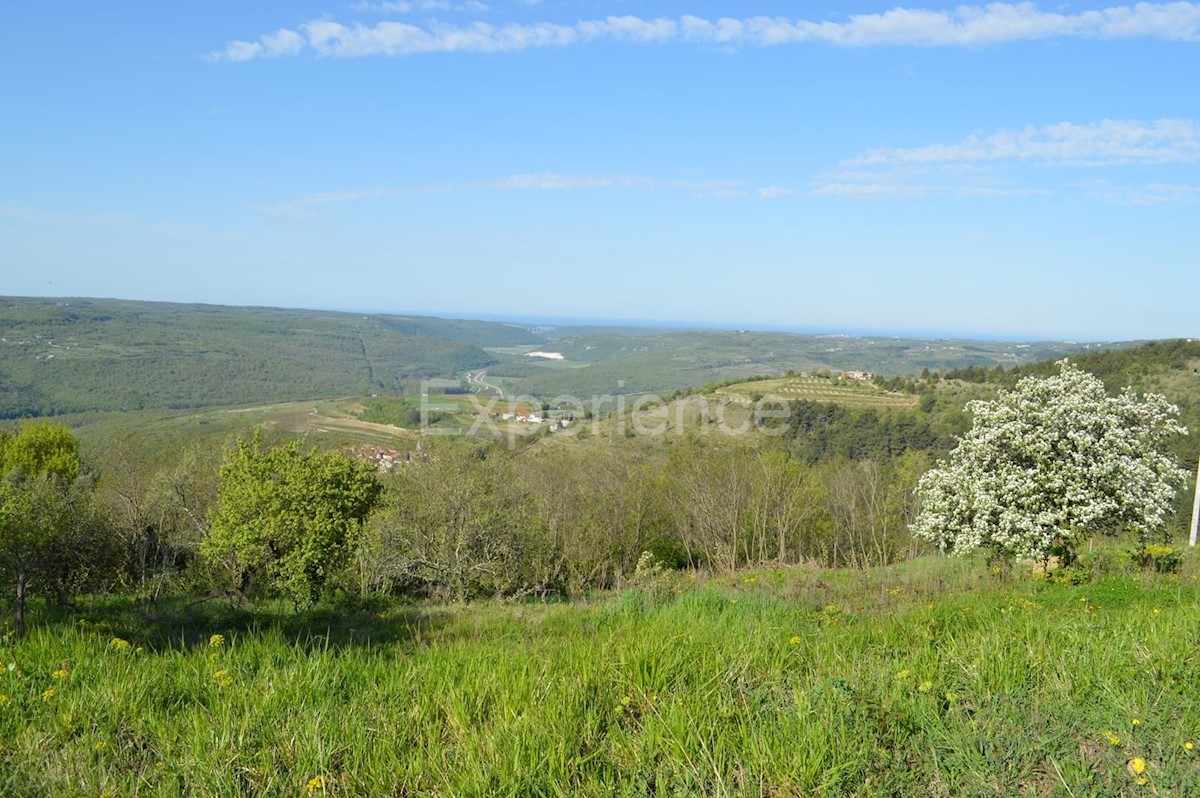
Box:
[912,361,1188,562]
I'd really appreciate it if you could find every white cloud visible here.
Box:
[849,119,1200,167]
[208,3,1200,60]
[811,181,1042,199]
[350,0,489,13]
[815,119,1200,201]
[1084,182,1200,204]
[757,186,794,199]
[206,27,305,62]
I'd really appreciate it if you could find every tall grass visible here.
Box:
[3,555,1199,796]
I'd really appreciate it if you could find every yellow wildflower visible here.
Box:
[209,634,225,649]
[788,635,801,646]
[42,688,55,701]
[1132,718,1141,727]
[306,775,327,793]
[895,669,911,680]
[918,681,933,693]
[211,669,233,688]
[108,638,131,652]
[1127,756,1147,776]
[0,694,9,705]
[51,668,69,680]
[1186,741,1195,751]
[94,740,108,752]
[1104,731,1121,746]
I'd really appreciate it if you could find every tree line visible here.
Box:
[1,417,935,632]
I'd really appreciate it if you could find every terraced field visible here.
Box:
[715,376,919,409]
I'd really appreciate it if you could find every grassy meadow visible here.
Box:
[5,552,1200,797]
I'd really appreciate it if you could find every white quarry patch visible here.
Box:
[525,351,566,360]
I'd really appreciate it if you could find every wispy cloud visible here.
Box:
[1083,182,1200,204]
[207,2,1200,60]
[258,172,788,215]
[815,119,1200,201]
[849,119,1200,167]
[350,0,489,13]
[811,180,1044,199]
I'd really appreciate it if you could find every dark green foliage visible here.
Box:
[374,314,543,346]
[786,400,953,463]
[1006,339,1200,386]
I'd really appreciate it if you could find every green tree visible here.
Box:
[0,421,92,636]
[912,362,1188,563]
[204,433,382,607]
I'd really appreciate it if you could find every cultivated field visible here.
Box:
[715,376,920,410]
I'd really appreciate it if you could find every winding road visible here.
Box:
[465,371,504,399]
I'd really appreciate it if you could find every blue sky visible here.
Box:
[2,2,1198,340]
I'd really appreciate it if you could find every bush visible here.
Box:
[1132,543,1184,574]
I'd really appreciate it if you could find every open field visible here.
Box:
[5,553,1200,796]
[55,398,419,455]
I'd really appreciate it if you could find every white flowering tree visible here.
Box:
[912,361,1188,562]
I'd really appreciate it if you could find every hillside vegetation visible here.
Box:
[0,298,532,417]
[489,331,1108,398]
[1,296,1117,422]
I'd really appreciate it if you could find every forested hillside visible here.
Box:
[0,297,531,417]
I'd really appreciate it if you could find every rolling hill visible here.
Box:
[0,297,540,417]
